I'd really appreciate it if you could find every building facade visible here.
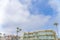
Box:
[0,33,5,40]
[6,35,20,40]
[23,30,57,40]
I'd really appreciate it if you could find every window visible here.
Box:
[38,32,53,35]
[38,36,54,39]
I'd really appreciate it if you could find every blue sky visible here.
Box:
[0,0,60,37]
[29,0,56,16]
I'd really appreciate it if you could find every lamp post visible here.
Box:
[54,22,59,38]
[16,27,22,40]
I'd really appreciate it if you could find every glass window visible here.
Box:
[38,32,53,35]
[38,36,54,39]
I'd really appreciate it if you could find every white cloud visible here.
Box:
[0,0,9,34]
[0,0,51,35]
[0,0,8,24]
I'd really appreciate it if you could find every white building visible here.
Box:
[23,30,57,40]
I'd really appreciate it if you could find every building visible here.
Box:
[0,33,5,40]
[6,35,12,40]
[5,35,21,40]
[58,38,60,40]
[19,36,23,40]
[0,33,2,40]
[23,30,57,40]
[0,33,22,40]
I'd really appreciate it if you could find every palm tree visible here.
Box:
[54,22,59,37]
[16,27,22,40]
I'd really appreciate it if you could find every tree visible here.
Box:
[16,27,22,40]
[54,22,59,38]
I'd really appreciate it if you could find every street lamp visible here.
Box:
[54,22,59,38]
[16,27,22,40]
